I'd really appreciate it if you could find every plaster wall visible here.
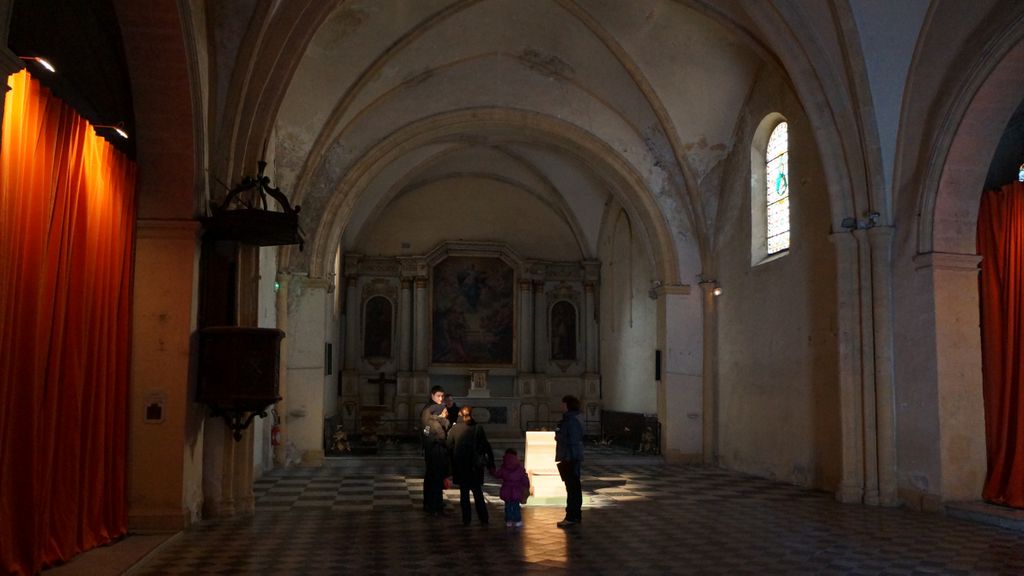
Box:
[599,205,657,414]
[356,177,582,261]
[714,72,840,490]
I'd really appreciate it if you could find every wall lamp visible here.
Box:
[93,122,129,139]
[19,56,55,73]
[841,211,880,230]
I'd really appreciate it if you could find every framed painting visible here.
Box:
[431,256,514,365]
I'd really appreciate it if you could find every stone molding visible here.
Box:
[913,251,982,272]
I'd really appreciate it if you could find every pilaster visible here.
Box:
[519,281,534,372]
[414,276,429,371]
[399,278,413,372]
[830,231,865,504]
[533,282,548,373]
[584,282,598,373]
[913,251,987,501]
[867,226,898,505]
[699,281,719,464]
[129,219,202,531]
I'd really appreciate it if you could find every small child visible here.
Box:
[492,448,530,527]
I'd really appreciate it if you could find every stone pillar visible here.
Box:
[868,226,898,505]
[129,219,203,530]
[655,284,702,462]
[915,252,986,502]
[399,278,413,372]
[830,231,865,504]
[202,244,259,518]
[274,273,291,465]
[584,282,598,373]
[853,229,879,506]
[414,276,429,371]
[519,281,534,372]
[533,282,547,373]
[285,275,330,464]
[699,281,718,464]
[203,421,255,518]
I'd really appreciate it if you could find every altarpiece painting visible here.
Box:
[431,256,514,364]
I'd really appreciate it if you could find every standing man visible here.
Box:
[421,385,450,516]
[555,394,584,527]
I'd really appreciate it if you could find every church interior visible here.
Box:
[1,0,1023,574]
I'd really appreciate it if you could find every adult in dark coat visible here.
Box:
[555,394,585,527]
[447,406,494,525]
[421,386,450,516]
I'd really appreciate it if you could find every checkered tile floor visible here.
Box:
[131,461,1024,575]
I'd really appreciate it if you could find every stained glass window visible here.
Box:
[766,122,790,254]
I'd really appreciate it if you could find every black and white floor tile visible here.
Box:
[130,460,1024,575]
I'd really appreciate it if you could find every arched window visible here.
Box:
[751,114,790,264]
[765,123,790,254]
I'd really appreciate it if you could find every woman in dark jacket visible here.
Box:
[555,394,585,527]
[447,406,494,525]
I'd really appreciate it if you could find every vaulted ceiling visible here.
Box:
[250,0,771,278]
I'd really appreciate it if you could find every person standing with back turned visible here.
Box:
[448,405,494,525]
[555,394,585,527]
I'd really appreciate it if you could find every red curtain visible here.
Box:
[0,70,136,574]
[978,180,1024,508]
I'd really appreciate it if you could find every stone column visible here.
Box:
[584,282,598,373]
[868,226,898,505]
[203,244,259,518]
[274,273,291,465]
[853,229,879,506]
[533,282,547,373]
[519,281,534,372]
[414,276,429,371]
[399,278,413,372]
[830,231,865,504]
[699,281,719,464]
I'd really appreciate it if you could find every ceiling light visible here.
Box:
[19,56,55,73]
[93,122,129,139]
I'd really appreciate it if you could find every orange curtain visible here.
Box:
[0,70,135,574]
[978,180,1024,509]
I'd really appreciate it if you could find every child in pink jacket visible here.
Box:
[492,448,530,527]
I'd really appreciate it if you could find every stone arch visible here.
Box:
[923,40,1024,255]
[890,11,1024,502]
[346,144,592,260]
[281,108,685,289]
